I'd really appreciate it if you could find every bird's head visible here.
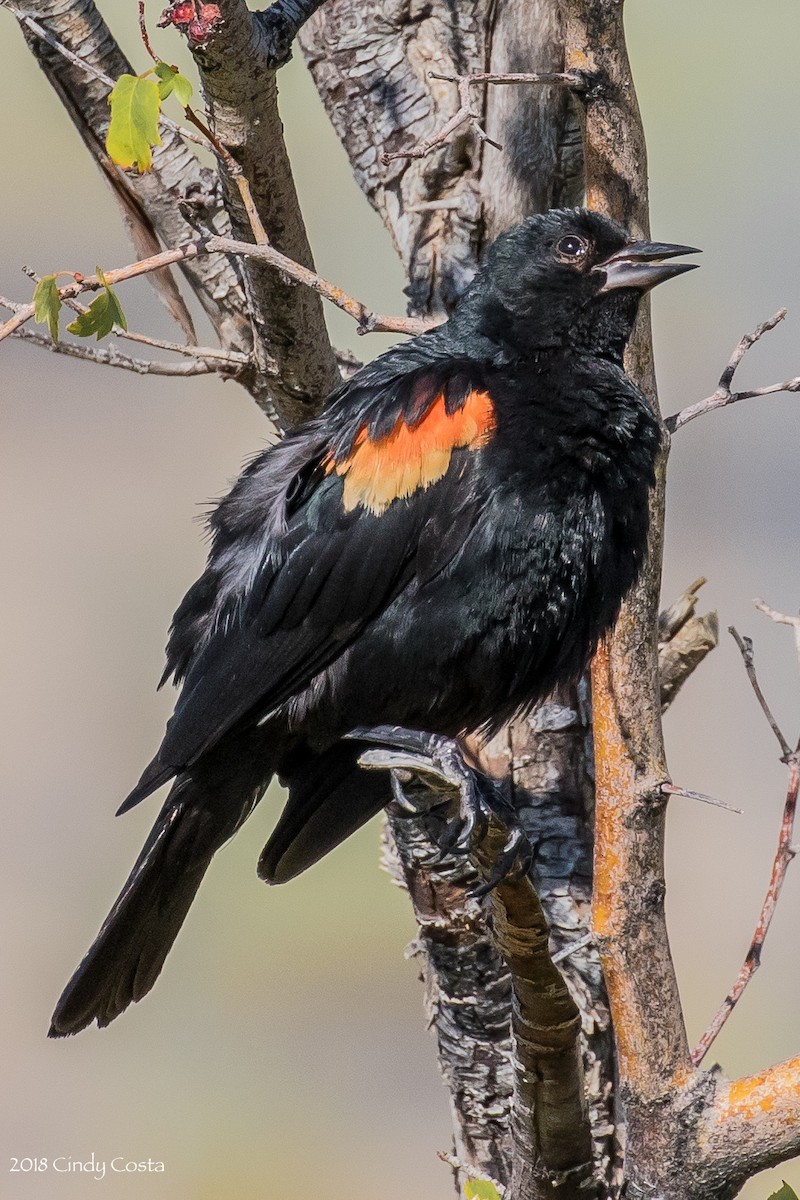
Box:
[448,208,699,362]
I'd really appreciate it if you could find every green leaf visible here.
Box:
[33,274,62,341]
[66,269,127,340]
[154,61,193,107]
[464,1181,502,1200]
[768,1185,800,1200]
[106,73,162,172]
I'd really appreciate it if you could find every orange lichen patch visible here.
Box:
[326,389,495,514]
[568,48,591,71]
[719,1059,800,1122]
[590,639,633,937]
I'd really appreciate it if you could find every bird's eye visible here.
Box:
[556,235,588,260]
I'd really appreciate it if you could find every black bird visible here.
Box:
[49,208,698,1036]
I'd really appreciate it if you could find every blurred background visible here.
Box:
[2,2,799,1197]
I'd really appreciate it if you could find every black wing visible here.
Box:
[121,359,496,809]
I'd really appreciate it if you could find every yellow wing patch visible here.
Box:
[327,389,496,515]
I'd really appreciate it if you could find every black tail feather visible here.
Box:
[116,758,176,816]
[50,728,276,1036]
[259,740,390,885]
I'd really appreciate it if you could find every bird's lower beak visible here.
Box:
[596,241,701,293]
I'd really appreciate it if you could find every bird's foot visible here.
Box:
[346,726,532,894]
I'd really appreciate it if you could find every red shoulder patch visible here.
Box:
[326,389,496,515]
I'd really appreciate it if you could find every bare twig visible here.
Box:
[137,0,157,62]
[14,272,249,366]
[728,626,792,759]
[755,598,800,676]
[382,71,583,164]
[693,610,800,1065]
[8,325,225,376]
[180,105,269,246]
[204,235,434,336]
[101,327,248,365]
[551,932,594,965]
[0,236,434,346]
[662,784,742,815]
[692,751,799,1066]
[666,310,800,433]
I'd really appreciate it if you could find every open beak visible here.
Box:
[596,241,701,293]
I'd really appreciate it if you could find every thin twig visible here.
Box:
[205,235,434,335]
[4,6,207,149]
[693,613,800,1063]
[15,271,249,366]
[551,932,594,964]
[755,598,800,681]
[382,70,583,163]
[138,0,158,62]
[692,752,799,1065]
[661,784,742,815]
[0,237,433,346]
[101,326,248,364]
[728,626,792,759]
[666,310,800,433]
[9,326,224,376]
[181,105,269,245]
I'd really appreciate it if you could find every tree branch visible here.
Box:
[658,578,719,713]
[7,325,229,376]
[728,625,793,759]
[692,613,800,1066]
[477,823,595,1200]
[692,751,798,1066]
[666,309,800,433]
[382,814,514,1189]
[5,0,250,353]
[755,598,800,670]
[382,72,583,164]
[359,739,594,1200]
[175,0,342,425]
[251,0,330,66]
[0,235,432,346]
[703,1055,800,1184]
[563,0,691,1108]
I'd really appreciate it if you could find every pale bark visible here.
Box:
[186,0,340,425]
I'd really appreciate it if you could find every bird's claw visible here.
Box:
[468,825,534,898]
[349,725,532,889]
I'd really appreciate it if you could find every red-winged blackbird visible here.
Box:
[49,208,698,1037]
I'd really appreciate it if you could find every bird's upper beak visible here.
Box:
[596,241,701,293]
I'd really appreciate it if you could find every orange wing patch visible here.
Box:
[327,389,496,515]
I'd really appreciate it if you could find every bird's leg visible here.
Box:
[346,726,533,892]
